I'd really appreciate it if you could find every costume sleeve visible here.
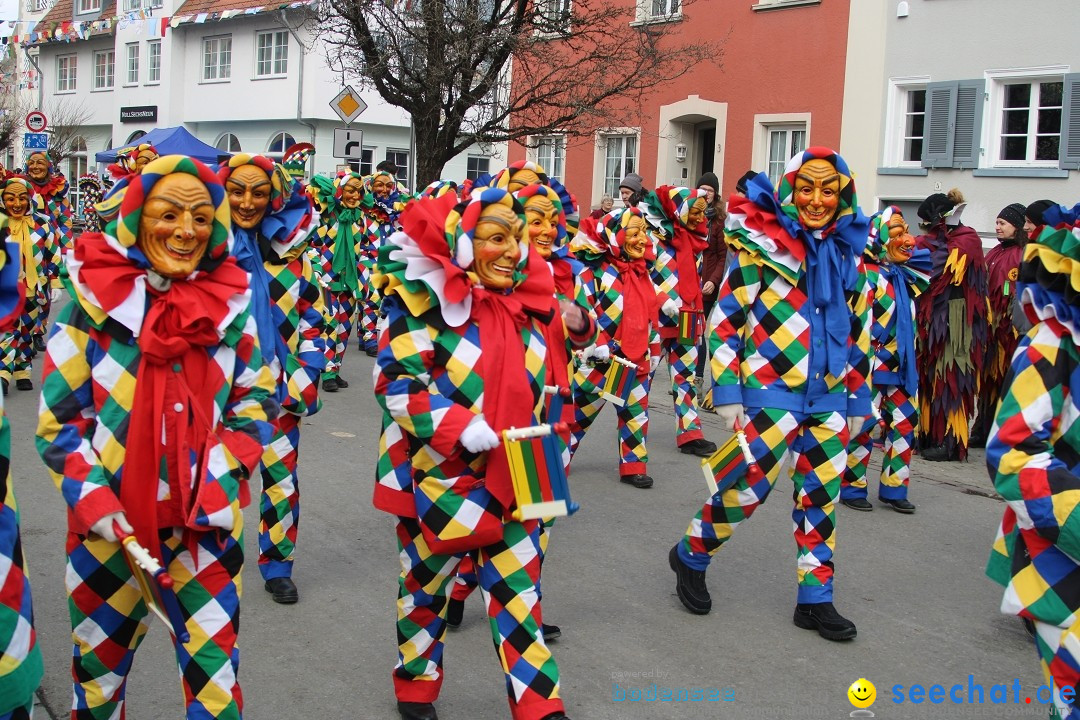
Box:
[650,243,679,305]
[374,296,477,457]
[987,328,1080,562]
[704,235,728,287]
[35,303,123,532]
[281,253,328,416]
[871,272,892,349]
[221,312,279,475]
[594,266,620,349]
[56,195,74,255]
[845,262,872,416]
[709,249,761,407]
[566,273,598,349]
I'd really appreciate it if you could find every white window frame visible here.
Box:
[92,49,115,91]
[124,42,139,86]
[466,155,491,181]
[530,134,566,180]
[76,0,100,13]
[985,66,1070,168]
[751,112,812,183]
[122,0,139,11]
[347,147,376,176]
[146,40,161,84]
[535,0,571,37]
[254,30,289,78]
[56,54,77,93]
[202,35,232,83]
[594,129,639,200]
[385,149,411,189]
[883,76,930,167]
[215,133,242,153]
[632,0,681,25]
[266,131,296,160]
[67,136,88,212]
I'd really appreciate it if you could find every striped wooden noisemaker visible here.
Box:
[503,422,579,520]
[677,308,704,344]
[600,355,637,407]
[543,384,572,422]
[115,522,190,643]
[700,420,763,496]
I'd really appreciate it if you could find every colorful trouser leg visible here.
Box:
[325,289,356,380]
[1033,619,1080,719]
[678,407,849,604]
[358,263,380,354]
[65,507,245,720]
[450,521,554,606]
[259,413,302,581]
[0,299,37,382]
[394,517,563,720]
[0,698,33,720]
[656,336,704,447]
[569,363,650,477]
[31,293,49,339]
[843,386,918,502]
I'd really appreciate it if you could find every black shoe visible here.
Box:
[366,345,378,357]
[968,434,986,450]
[397,702,438,720]
[322,377,339,392]
[680,438,718,457]
[543,623,562,642]
[446,598,464,628]
[334,376,349,388]
[1022,617,1036,637]
[15,379,32,391]
[264,577,299,604]
[669,544,711,614]
[32,334,46,353]
[793,602,857,641]
[920,444,955,462]
[841,497,873,512]
[2,379,7,396]
[540,715,570,720]
[880,497,916,514]
[620,473,653,489]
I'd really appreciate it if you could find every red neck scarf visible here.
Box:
[612,255,656,362]
[670,225,708,311]
[543,257,575,387]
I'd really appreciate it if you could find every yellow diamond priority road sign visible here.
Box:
[330,86,368,125]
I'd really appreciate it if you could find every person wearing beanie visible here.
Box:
[914,188,989,462]
[970,203,1030,449]
[1024,199,1056,241]
[986,203,1080,720]
[669,148,871,641]
[735,170,759,197]
[619,172,644,206]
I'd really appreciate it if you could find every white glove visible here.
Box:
[89,511,133,543]
[715,403,744,433]
[650,354,661,373]
[661,298,680,319]
[579,344,596,361]
[50,287,63,303]
[593,345,611,363]
[461,418,500,453]
[847,416,868,438]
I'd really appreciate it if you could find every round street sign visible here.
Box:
[25,111,47,133]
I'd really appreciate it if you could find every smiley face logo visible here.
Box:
[848,678,876,709]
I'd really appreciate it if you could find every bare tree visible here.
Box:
[319,0,722,186]
[0,54,26,158]
[44,97,94,167]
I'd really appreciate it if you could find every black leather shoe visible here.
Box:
[543,623,562,642]
[15,379,32,391]
[680,438,718,457]
[620,474,653,489]
[920,444,955,462]
[968,432,987,449]
[841,497,873,512]
[1022,617,1036,637]
[397,701,438,720]
[365,345,378,357]
[793,602,857,641]
[32,334,46,353]
[322,377,339,392]
[2,379,7,396]
[669,544,711,614]
[264,577,299,604]
[334,376,349,388]
[540,714,570,720]
[445,598,464,628]
[880,497,916,514]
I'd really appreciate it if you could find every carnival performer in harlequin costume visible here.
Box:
[374,188,571,720]
[986,203,1080,720]
[970,202,1029,449]
[669,148,871,641]
[108,143,160,180]
[219,154,326,604]
[35,155,277,720]
[840,207,931,513]
[23,151,72,350]
[309,171,370,392]
[0,219,43,720]
[914,189,988,462]
[0,177,57,394]
[77,173,112,233]
[642,185,718,458]
[357,169,406,356]
[568,207,663,489]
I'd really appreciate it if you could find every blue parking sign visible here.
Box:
[23,133,48,150]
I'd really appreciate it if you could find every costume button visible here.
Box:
[815,308,821,314]
[173,402,184,412]
[172,364,182,372]
[815,373,821,380]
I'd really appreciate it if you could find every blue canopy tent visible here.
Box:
[94,126,226,165]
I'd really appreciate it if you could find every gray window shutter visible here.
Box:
[952,79,984,168]
[1060,73,1080,170]
[922,82,957,168]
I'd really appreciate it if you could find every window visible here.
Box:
[536,0,571,35]
[255,30,288,77]
[125,42,139,85]
[266,132,296,160]
[651,0,679,18]
[216,133,242,152]
[765,125,806,186]
[92,49,115,90]
[466,156,490,181]
[123,0,139,10]
[67,137,88,213]
[347,147,375,176]
[126,130,147,143]
[76,0,100,13]
[900,88,926,164]
[56,54,77,93]
[386,149,410,188]
[535,135,565,179]
[147,40,161,84]
[203,36,232,82]
[603,134,637,198]
[997,79,1063,164]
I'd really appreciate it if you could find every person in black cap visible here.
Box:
[735,170,758,197]
[913,188,989,461]
[1023,199,1056,242]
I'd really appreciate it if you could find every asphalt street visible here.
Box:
[10,328,1050,719]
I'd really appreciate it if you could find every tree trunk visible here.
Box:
[413,109,451,188]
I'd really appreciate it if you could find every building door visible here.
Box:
[697,125,715,176]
